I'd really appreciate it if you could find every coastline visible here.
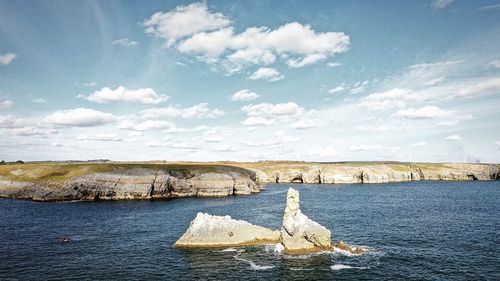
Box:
[0,161,498,202]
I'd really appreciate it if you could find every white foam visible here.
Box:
[330,264,368,271]
[220,248,238,252]
[234,251,275,271]
[265,243,284,254]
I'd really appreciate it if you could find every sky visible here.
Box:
[0,0,499,163]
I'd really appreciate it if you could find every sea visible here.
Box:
[0,181,499,280]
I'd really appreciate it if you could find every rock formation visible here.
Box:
[280,188,333,254]
[175,187,344,255]
[234,162,500,184]
[174,213,280,248]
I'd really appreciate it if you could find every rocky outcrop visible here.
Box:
[281,188,333,254]
[174,213,280,248]
[236,162,500,184]
[175,188,345,255]
[0,164,263,202]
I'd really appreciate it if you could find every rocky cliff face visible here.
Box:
[238,162,500,184]
[1,162,498,202]
[0,164,262,202]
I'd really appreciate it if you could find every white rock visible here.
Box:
[281,188,333,254]
[174,213,280,247]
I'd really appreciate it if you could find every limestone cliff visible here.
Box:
[0,164,262,202]
[235,162,500,184]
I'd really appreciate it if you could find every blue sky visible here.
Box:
[1,0,499,162]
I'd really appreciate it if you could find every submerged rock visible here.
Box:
[280,188,333,254]
[174,213,280,248]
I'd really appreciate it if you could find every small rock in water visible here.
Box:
[57,236,71,243]
[335,240,365,255]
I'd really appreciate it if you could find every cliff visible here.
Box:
[0,161,498,202]
[0,163,262,202]
[234,162,500,184]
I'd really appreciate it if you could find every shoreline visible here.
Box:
[0,161,498,202]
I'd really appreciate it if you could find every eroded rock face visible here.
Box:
[280,188,333,254]
[0,166,262,202]
[174,213,280,248]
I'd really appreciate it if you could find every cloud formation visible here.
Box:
[230,89,259,101]
[249,67,284,81]
[0,53,16,65]
[84,86,168,104]
[44,108,116,127]
[112,38,139,47]
[144,2,350,71]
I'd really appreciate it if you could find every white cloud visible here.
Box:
[77,134,122,142]
[213,144,234,152]
[0,115,58,136]
[328,85,346,94]
[83,82,97,87]
[327,62,341,68]
[291,119,316,130]
[227,48,275,66]
[133,120,176,131]
[112,38,139,47]
[0,53,16,65]
[84,86,168,104]
[445,134,462,141]
[479,4,500,11]
[242,102,304,117]
[140,103,224,119]
[394,105,453,119]
[393,106,473,127]
[349,144,382,152]
[44,108,116,127]
[453,77,500,98]
[286,53,327,68]
[144,2,231,47]
[360,88,422,111]
[146,141,164,147]
[348,80,370,94]
[409,141,427,147]
[230,89,259,101]
[241,116,274,127]
[145,4,350,69]
[32,98,47,104]
[0,99,14,109]
[178,27,234,59]
[431,0,454,9]
[496,141,500,150]
[249,67,284,81]
[203,127,228,142]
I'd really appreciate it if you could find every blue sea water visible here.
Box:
[0,181,499,280]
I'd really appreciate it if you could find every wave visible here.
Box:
[233,250,275,271]
[330,264,369,271]
[220,247,238,252]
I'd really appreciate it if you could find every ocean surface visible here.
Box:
[1,181,499,280]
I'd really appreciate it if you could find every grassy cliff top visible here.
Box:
[1,161,497,182]
[0,163,251,182]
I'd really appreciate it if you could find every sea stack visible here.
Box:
[280,187,333,254]
[174,213,280,248]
